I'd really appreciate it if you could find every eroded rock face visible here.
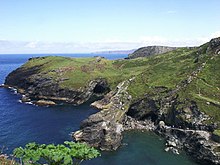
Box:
[73,79,133,150]
[208,37,220,54]
[157,123,220,164]
[73,73,220,163]
[127,97,158,121]
[4,67,109,105]
[5,65,41,90]
[161,98,214,131]
[74,117,123,151]
[35,100,56,106]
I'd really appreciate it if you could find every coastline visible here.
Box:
[2,81,220,164]
[2,37,220,164]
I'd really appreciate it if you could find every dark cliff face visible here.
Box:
[208,37,220,54]
[5,65,41,89]
[127,97,159,121]
[128,46,178,59]
[4,66,110,105]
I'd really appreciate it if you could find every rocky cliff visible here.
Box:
[4,57,115,105]
[128,46,178,59]
[2,37,220,164]
[74,79,132,150]
[74,37,220,164]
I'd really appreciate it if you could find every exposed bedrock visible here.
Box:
[5,67,110,105]
[74,115,123,151]
[76,86,220,164]
[157,121,220,164]
[128,46,178,59]
[127,97,159,122]
[3,37,220,164]
[207,37,220,54]
[160,97,216,132]
[73,79,133,150]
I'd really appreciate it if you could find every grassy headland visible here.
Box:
[8,38,220,126]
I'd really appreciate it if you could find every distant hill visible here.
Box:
[92,49,136,55]
[128,46,179,58]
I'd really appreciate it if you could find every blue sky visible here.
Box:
[0,0,220,53]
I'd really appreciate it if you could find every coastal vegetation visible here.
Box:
[3,37,220,164]
[13,141,100,165]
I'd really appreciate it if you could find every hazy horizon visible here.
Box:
[0,0,220,53]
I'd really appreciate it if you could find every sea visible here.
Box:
[0,54,197,165]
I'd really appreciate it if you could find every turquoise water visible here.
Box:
[0,54,197,165]
[88,131,197,165]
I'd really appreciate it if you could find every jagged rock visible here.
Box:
[74,116,123,151]
[207,37,220,54]
[21,95,31,102]
[158,89,214,131]
[35,100,56,106]
[0,84,7,88]
[123,116,156,131]
[73,80,132,150]
[156,124,220,164]
[167,140,177,147]
[164,147,169,152]
[73,130,83,141]
[95,56,104,62]
[159,121,165,128]
[165,147,180,155]
[17,88,25,94]
[5,66,109,105]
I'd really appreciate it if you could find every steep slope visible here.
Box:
[126,37,220,164]
[4,56,150,104]
[127,37,220,126]
[128,46,179,59]
[2,37,220,164]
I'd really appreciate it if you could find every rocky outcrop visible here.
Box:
[207,37,220,54]
[127,96,159,121]
[73,79,133,150]
[123,116,156,131]
[35,100,56,106]
[157,122,220,164]
[2,37,220,164]
[4,66,110,105]
[73,37,220,163]
[74,117,123,151]
[128,46,178,59]
[159,96,214,131]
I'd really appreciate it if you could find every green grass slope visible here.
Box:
[127,40,220,125]
[19,37,220,125]
[127,47,198,98]
[177,52,220,125]
[22,56,150,89]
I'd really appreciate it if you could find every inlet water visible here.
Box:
[0,54,197,165]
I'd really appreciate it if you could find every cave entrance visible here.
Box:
[140,112,158,122]
[127,109,158,122]
[93,82,109,94]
